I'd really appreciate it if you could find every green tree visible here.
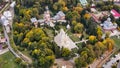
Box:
[15,58,22,64]
[61,48,71,60]
[74,23,84,33]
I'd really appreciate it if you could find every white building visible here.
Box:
[54,29,78,50]
[10,1,16,8]
[101,18,117,31]
[3,11,12,20]
[79,0,88,6]
[0,10,12,33]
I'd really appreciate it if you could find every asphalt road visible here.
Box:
[3,27,20,58]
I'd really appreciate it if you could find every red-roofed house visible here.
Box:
[110,9,120,19]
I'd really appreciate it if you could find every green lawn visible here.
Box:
[21,50,32,59]
[112,37,120,49]
[43,28,54,40]
[0,51,21,68]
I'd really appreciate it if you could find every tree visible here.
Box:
[103,38,115,51]
[89,35,97,45]
[61,48,71,60]
[97,26,103,41]
[74,23,84,33]
[15,58,22,64]
[75,57,88,68]
[20,62,27,68]
[84,13,91,20]
[32,49,41,58]
[80,51,88,60]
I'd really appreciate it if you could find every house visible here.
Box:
[30,17,37,23]
[53,11,65,20]
[110,9,120,19]
[10,1,16,8]
[0,15,10,33]
[30,17,38,28]
[0,33,6,44]
[3,11,12,20]
[101,17,117,32]
[54,29,78,50]
[53,11,66,23]
[3,20,10,33]
[91,11,110,23]
[79,0,88,6]
[90,3,97,13]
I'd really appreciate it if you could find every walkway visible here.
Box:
[3,27,20,58]
[75,39,88,44]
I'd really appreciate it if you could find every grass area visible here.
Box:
[43,28,54,40]
[69,34,80,42]
[0,51,21,68]
[112,37,120,49]
[0,26,2,32]
[67,29,80,42]
[21,50,32,59]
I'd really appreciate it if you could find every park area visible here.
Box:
[0,51,21,68]
[112,36,120,49]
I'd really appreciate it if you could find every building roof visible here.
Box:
[53,11,65,20]
[10,1,16,8]
[110,9,120,19]
[3,11,12,20]
[102,18,117,31]
[79,0,88,6]
[57,11,65,17]
[30,18,37,23]
[54,29,77,50]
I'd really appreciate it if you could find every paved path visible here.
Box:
[0,48,9,55]
[75,39,88,44]
[97,48,116,68]
[3,27,20,58]
[18,51,32,64]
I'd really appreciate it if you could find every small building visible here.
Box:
[0,15,11,33]
[0,33,6,44]
[30,17,37,23]
[53,11,66,23]
[110,9,120,19]
[30,17,38,28]
[101,17,118,37]
[54,29,78,50]
[10,1,16,8]
[3,10,12,20]
[90,3,97,13]
[53,11,65,20]
[91,11,110,23]
[79,0,88,6]
[3,20,10,33]
[101,18,117,31]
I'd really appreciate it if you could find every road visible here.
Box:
[89,48,116,68]
[3,27,20,58]
[75,39,88,44]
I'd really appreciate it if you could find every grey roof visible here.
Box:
[54,29,77,50]
[30,18,37,23]
[57,11,65,17]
